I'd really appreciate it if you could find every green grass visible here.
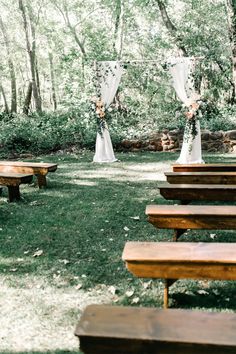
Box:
[1,150,236,352]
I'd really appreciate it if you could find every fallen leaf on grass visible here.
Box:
[210,233,217,239]
[75,284,83,290]
[130,216,140,221]
[59,259,70,265]
[124,226,130,231]
[32,249,43,257]
[131,297,140,304]
[125,290,134,297]
[108,286,117,295]
[197,290,209,295]
[143,280,152,289]
[10,268,17,272]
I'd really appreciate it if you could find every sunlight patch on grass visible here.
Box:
[76,164,166,182]
[0,280,113,352]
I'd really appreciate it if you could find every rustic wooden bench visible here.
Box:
[123,241,236,308]
[0,161,57,188]
[0,172,33,202]
[146,204,236,240]
[165,171,236,184]
[159,182,236,204]
[172,163,236,172]
[75,304,236,354]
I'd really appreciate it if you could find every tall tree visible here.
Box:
[18,0,42,113]
[0,14,17,113]
[113,0,124,58]
[155,0,188,56]
[225,0,236,101]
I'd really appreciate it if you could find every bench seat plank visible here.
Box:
[75,304,236,354]
[172,163,236,172]
[165,171,236,184]
[0,173,33,202]
[123,242,236,307]
[159,183,236,202]
[146,205,236,239]
[0,161,57,188]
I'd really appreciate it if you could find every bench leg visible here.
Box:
[164,279,176,309]
[8,186,21,202]
[173,229,187,241]
[37,175,47,188]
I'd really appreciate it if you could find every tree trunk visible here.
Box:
[225,0,236,102]
[0,83,9,114]
[18,0,42,113]
[156,0,188,56]
[113,0,124,58]
[49,52,57,110]
[23,81,33,115]
[0,15,17,113]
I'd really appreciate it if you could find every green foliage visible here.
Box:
[0,105,97,154]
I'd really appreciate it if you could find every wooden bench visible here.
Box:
[0,161,57,188]
[75,304,236,354]
[146,204,236,240]
[159,182,236,204]
[165,171,236,185]
[0,172,33,202]
[123,241,236,308]
[172,163,236,172]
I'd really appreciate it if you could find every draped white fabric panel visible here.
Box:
[176,120,204,163]
[93,61,123,163]
[169,57,204,164]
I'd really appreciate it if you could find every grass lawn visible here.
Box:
[1,150,236,353]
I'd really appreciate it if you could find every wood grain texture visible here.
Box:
[172,163,236,172]
[146,205,236,231]
[75,304,236,354]
[159,183,236,202]
[123,242,236,263]
[0,161,57,187]
[165,171,236,184]
[123,242,236,307]
[0,173,33,186]
[123,242,236,280]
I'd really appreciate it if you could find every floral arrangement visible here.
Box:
[183,101,199,143]
[95,99,107,134]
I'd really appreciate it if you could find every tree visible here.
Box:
[19,0,42,113]
[0,14,17,113]
[225,0,236,101]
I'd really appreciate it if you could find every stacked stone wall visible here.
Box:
[120,130,236,153]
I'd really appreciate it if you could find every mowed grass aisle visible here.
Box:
[1,150,236,353]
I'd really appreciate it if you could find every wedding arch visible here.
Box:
[93,58,204,164]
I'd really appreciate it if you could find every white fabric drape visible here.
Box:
[93,61,123,163]
[169,57,204,164]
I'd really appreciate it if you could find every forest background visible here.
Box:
[0,0,236,155]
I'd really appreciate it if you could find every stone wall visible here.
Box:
[120,129,236,153]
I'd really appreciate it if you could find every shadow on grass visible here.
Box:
[172,283,236,310]
[0,151,236,306]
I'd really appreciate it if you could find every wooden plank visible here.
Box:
[159,183,236,202]
[0,173,33,186]
[123,242,236,264]
[75,304,236,354]
[165,171,236,184]
[146,205,236,232]
[172,163,236,172]
[0,161,57,170]
[0,173,33,202]
[0,161,57,188]
[123,242,236,307]
[123,242,236,280]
